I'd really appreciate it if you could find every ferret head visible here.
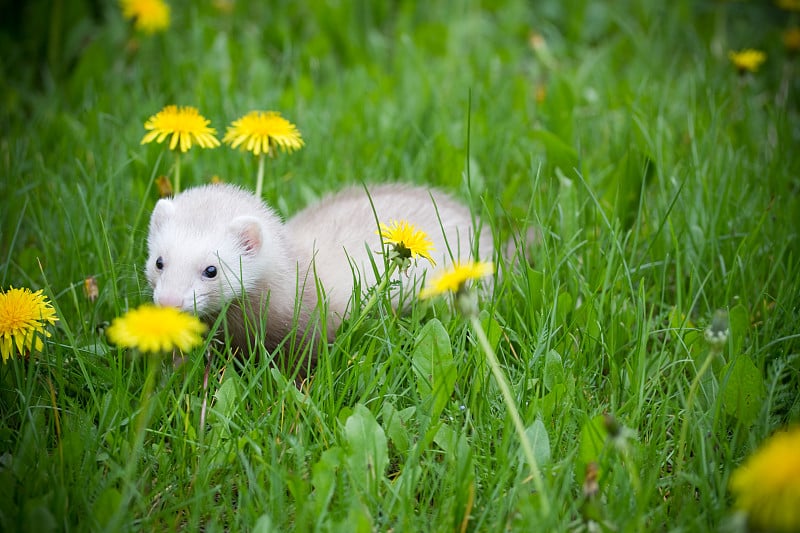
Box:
[145,184,287,316]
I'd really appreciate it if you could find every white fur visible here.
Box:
[145,183,493,357]
[146,185,295,316]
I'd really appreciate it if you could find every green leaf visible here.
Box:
[522,419,551,468]
[531,129,578,173]
[343,404,388,497]
[555,291,574,326]
[411,319,457,419]
[543,349,565,392]
[728,304,749,355]
[21,501,57,533]
[92,487,121,529]
[480,310,503,353]
[312,447,344,517]
[526,267,545,313]
[382,402,414,456]
[213,374,241,420]
[541,383,567,422]
[578,415,607,471]
[721,355,765,426]
[252,514,276,533]
[434,423,475,481]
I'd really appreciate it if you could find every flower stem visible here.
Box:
[255,152,265,198]
[349,262,398,332]
[469,314,551,516]
[173,152,181,194]
[111,357,160,527]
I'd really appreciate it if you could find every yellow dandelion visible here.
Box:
[377,220,437,268]
[0,287,58,363]
[783,27,800,53]
[107,304,207,354]
[120,0,170,34]
[419,261,494,300]
[728,49,767,74]
[223,110,303,197]
[223,111,304,157]
[141,105,220,153]
[729,427,800,532]
[777,0,800,11]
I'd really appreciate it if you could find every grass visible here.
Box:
[2,0,800,530]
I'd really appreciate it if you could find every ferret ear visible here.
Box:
[229,216,263,255]
[150,198,176,231]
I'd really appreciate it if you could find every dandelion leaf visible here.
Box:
[578,415,607,472]
[252,514,276,533]
[721,355,765,426]
[543,349,565,392]
[411,318,457,419]
[382,402,414,456]
[343,404,388,498]
[312,447,344,517]
[556,291,574,327]
[728,303,749,356]
[213,373,241,421]
[526,267,545,313]
[91,487,121,529]
[521,419,551,469]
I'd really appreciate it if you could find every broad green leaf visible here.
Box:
[213,374,240,420]
[343,404,388,497]
[382,402,413,456]
[541,383,567,421]
[411,319,457,419]
[555,291,574,326]
[578,415,607,470]
[521,419,551,468]
[526,267,545,313]
[721,355,765,426]
[543,349,565,392]
[252,514,276,533]
[91,487,121,529]
[728,304,749,355]
[312,447,344,517]
[344,500,373,533]
[434,423,475,481]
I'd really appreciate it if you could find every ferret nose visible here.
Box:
[155,293,184,309]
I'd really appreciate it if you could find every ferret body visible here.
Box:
[145,183,493,373]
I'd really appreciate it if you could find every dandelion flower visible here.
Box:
[223,111,304,157]
[377,220,436,268]
[141,105,220,153]
[107,304,207,354]
[419,261,494,300]
[777,0,800,11]
[728,49,766,73]
[0,287,58,363]
[120,0,170,34]
[783,27,800,53]
[729,427,800,532]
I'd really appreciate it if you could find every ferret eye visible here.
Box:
[203,266,217,279]
[155,257,164,270]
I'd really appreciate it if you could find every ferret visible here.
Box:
[145,183,493,376]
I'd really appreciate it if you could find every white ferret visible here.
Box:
[145,183,493,375]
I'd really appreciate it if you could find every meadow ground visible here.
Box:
[1,0,799,531]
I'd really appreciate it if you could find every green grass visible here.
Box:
[2,0,799,531]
